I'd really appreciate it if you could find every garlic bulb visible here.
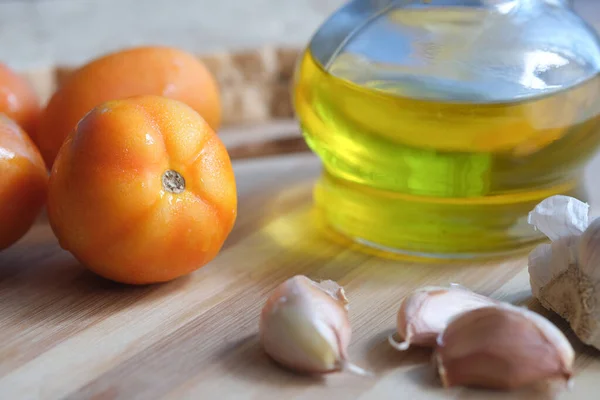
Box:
[528,195,600,349]
[435,304,574,390]
[259,275,368,375]
[389,285,496,351]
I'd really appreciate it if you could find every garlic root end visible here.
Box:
[388,333,411,351]
[434,352,451,388]
[341,360,373,377]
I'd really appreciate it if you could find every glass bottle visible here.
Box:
[294,0,600,258]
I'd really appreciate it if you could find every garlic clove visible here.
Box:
[528,243,554,298]
[528,195,589,241]
[259,275,368,375]
[528,236,579,299]
[578,217,600,280]
[527,196,600,350]
[567,217,600,347]
[313,279,349,309]
[261,303,341,373]
[389,285,497,351]
[435,305,574,391]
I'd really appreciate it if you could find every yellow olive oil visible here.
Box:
[294,49,600,257]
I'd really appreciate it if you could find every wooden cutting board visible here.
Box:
[1,119,600,400]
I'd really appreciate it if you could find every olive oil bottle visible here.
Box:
[294,0,600,257]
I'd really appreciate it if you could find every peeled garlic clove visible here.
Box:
[528,195,589,241]
[389,285,496,351]
[435,305,574,391]
[259,275,368,375]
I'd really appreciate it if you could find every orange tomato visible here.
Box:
[0,115,48,250]
[36,46,221,168]
[47,96,237,284]
[0,63,41,138]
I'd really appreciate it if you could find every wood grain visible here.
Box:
[2,145,600,400]
[219,120,308,160]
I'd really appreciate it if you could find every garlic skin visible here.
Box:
[573,217,600,346]
[528,195,600,349]
[528,235,580,299]
[259,275,366,375]
[528,195,589,241]
[579,217,600,274]
[435,305,574,390]
[389,285,496,351]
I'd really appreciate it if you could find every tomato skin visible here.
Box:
[36,46,221,168]
[0,63,41,139]
[0,115,48,250]
[47,96,236,284]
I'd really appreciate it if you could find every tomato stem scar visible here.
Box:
[162,169,185,193]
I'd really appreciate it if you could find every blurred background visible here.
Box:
[1,0,344,70]
[1,0,598,71]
